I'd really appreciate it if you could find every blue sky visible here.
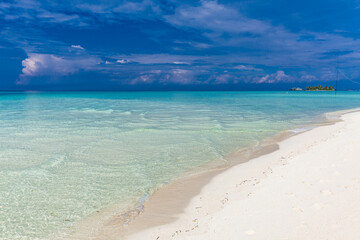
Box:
[1,0,360,90]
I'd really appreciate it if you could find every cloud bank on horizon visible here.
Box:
[1,0,360,90]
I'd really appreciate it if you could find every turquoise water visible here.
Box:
[1,91,360,239]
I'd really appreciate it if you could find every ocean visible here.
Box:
[1,91,360,239]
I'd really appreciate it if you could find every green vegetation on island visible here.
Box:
[306,85,335,91]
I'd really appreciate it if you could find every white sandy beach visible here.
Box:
[125,111,360,240]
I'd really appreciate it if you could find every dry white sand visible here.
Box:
[126,111,360,240]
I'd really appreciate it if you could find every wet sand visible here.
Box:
[58,138,282,240]
[125,110,360,240]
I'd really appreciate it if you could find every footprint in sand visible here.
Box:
[320,190,333,195]
[292,207,303,212]
[245,229,256,235]
[352,178,360,182]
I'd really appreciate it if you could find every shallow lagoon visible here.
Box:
[1,91,360,239]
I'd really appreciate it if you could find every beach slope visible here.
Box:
[126,111,360,240]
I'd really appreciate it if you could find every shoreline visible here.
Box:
[53,107,358,240]
[125,108,360,240]
[53,132,284,240]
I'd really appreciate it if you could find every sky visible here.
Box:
[1,0,360,90]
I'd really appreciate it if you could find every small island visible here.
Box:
[306,85,335,91]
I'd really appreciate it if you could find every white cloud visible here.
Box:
[173,61,190,65]
[71,45,84,50]
[37,10,79,23]
[75,4,108,14]
[300,74,317,82]
[214,74,232,84]
[130,69,196,85]
[257,71,291,83]
[18,53,100,84]
[234,65,263,71]
[0,0,82,25]
[166,69,194,84]
[174,40,212,49]
[116,54,203,65]
[116,59,129,64]
[165,1,270,35]
[163,0,360,73]
[113,0,159,14]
